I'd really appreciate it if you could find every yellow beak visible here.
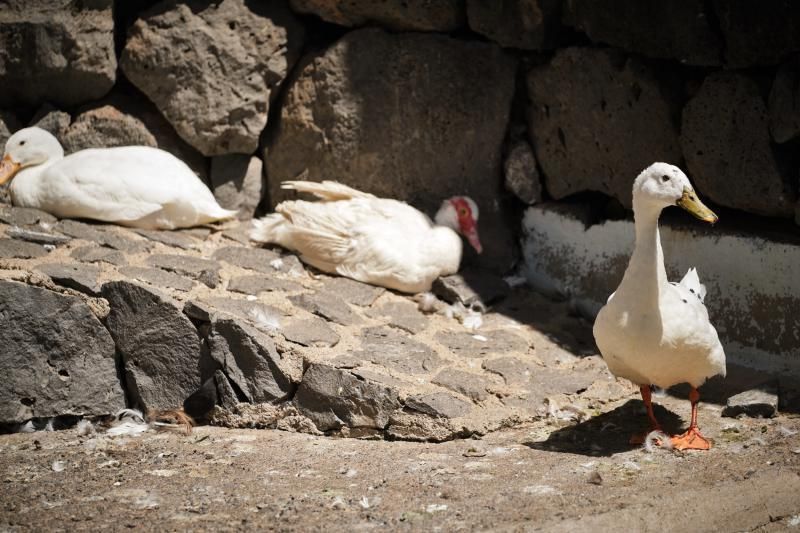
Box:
[0,154,21,185]
[677,187,718,224]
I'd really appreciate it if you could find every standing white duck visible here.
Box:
[593,162,726,451]
[249,180,482,293]
[0,127,236,229]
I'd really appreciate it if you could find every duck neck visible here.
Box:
[10,159,60,206]
[619,198,668,306]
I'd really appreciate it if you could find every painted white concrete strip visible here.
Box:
[522,204,800,373]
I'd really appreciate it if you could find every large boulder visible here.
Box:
[0,281,125,424]
[681,72,796,218]
[207,318,297,403]
[504,140,542,205]
[210,155,263,219]
[769,60,800,144]
[294,363,401,432]
[0,0,116,108]
[61,105,157,154]
[563,0,721,66]
[1,111,21,149]
[121,0,305,156]
[30,95,210,181]
[29,104,71,139]
[713,0,800,68]
[526,47,682,208]
[289,0,464,32]
[102,281,202,411]
[265,29,517,270]
[466,0,561,50]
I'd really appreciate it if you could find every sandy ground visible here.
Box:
[1,393,799,532]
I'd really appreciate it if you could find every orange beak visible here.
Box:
[0,154,21,185]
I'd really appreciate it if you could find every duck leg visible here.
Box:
[630,385,663,444]
[671,387,711,450]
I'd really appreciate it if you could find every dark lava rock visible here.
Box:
[435,330,530,359]
[207,318,296,403]
[227,275,304,295]
[0,0,116,108]
[0,238,48,259]
[184,297,283,326]
[70,245,127,266]
[564,0,721,66]
[5,226,72,246]
[503,140,542,205]
[0,280,124,424]
[132,229,200,250]
[433,269,510,309]
[365,301,428,334]
[210,154,264,220]
[722,388,779,419]
[118,266,195,292]
[467,0,561,50]
[405,392,472,419]
[294,363,401,432]
[282,317,340,348]
[102,281,202,411]
[320,276,385,306]
[527,47,681,208]
[0,205,57,227]
[289,291,362,326]
[769,60,800,144]
[35,263,101,295]
[184,370,239,420]
[146,254,220,288]
[121,0,304,156]
[354,326,443,374]
[213,246,281,273]
[714,0,800,68]
[55,220,150,253]
[432,368,493,402]
[681,72,796,217]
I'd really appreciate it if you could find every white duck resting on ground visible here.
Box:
[249,180,482,293]
[0,127,236,229]
[593,162,726,451]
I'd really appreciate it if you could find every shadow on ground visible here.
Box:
[461,268,800,415]
[523,399,684,457]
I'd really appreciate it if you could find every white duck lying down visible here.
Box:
[0,127,236,229]
[250,180,482,293]
[593,162,726,451]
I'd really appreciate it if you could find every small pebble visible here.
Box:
[463,446,487,458]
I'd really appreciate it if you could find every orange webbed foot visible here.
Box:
[670,427,711,451]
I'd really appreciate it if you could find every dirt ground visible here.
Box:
[1,392,799,532]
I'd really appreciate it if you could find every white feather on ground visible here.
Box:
[249,307,281,333]
[644,430,674,453]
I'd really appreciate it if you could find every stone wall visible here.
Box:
[1,2,799,367]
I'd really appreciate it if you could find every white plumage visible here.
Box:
[0,127,236,229]
[593,162,726,450]
[249,180,481,294]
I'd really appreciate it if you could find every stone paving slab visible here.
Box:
[0,209,645,442]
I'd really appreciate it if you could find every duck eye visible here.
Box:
[661,175,670,182]
[19,140,26,146]
[458,208,468,217]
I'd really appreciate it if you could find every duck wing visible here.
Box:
[41,147,223,223]
[254,195,443,292]
[281,180,377,201]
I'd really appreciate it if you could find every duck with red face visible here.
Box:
[250,180,482,294]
